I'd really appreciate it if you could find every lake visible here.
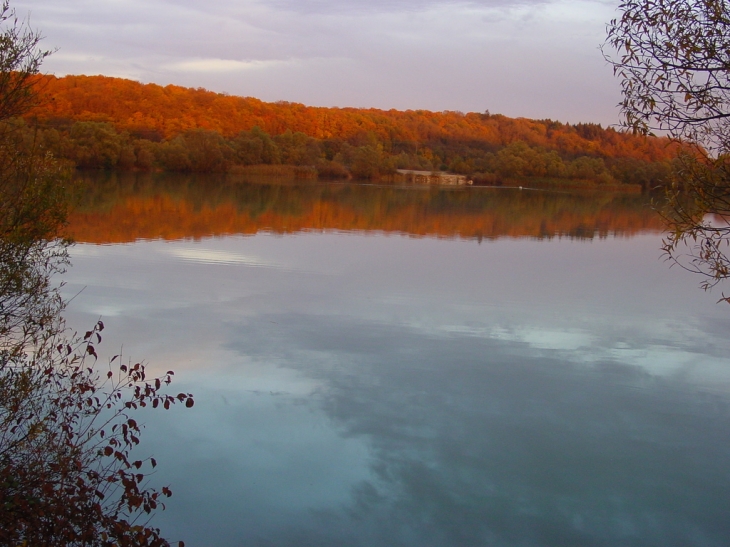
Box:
[62,172,730,547]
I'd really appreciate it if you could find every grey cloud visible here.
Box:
[153,0,551,15]
[265,0,550,15]
[17,0,621,123]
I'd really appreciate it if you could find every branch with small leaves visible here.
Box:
[0,320,192,547]
[605,0,730,301]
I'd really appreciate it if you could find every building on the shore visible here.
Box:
[395,169,471,185]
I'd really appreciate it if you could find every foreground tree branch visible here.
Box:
[605,0,730,302]
[0,2,192,544]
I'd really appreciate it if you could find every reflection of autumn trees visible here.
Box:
[24,75,680,186]
[67,173,665,244]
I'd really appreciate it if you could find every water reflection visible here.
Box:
[68,172,664,243]
[61,176,730,547]
[250,323,730,547]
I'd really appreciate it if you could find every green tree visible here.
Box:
[251,126,280,164]
[69,122,126,169]
[232,129,265,165]
[157,139,191,171]
[134,139,157,170]
[351,145,384,179]
[605,0,730,299]
[274,129,322,165]
[178,129,232,172]
[494,142,528,178]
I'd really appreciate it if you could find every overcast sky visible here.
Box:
[15,0,622,125]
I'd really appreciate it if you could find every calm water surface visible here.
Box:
[63,174,730,547]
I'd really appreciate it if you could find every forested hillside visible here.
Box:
[21,74,681,187]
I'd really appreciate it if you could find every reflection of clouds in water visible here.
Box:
[220,314,730,547]
[73,242,283,269]
[70,244,122,256]
[61,231,730,546]
[240,309,730,389]
[166,247,272,267]
[489,325,592,350]
[144,383,374,547]
[484,323,730,389]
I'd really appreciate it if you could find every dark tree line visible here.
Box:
[18,118,674,188]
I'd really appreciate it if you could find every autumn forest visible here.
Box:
[20,74,679,189]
